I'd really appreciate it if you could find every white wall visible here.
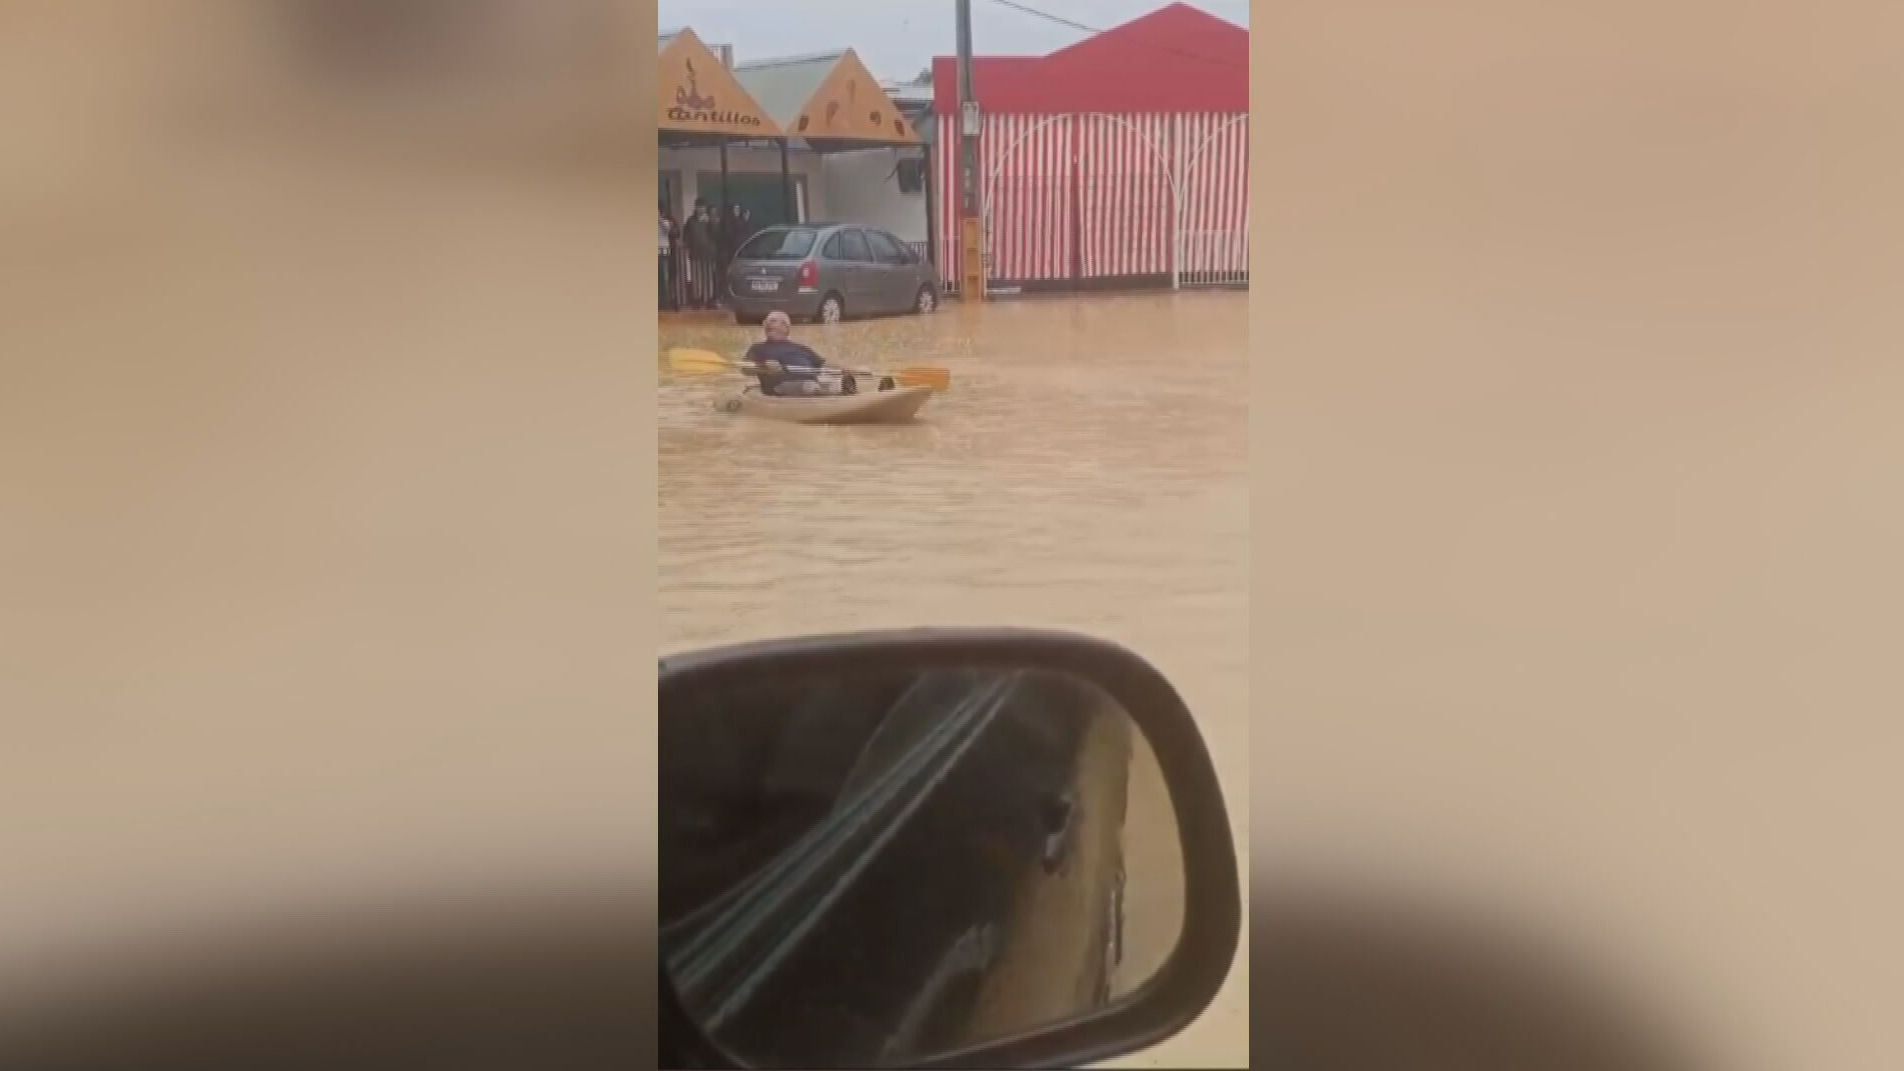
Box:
[658,145,823,220]
[821,148,930,242]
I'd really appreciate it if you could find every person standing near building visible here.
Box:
[714,203,736,275]
[657,205,677,311]
[683,200,719,309]
[725,203,755,269]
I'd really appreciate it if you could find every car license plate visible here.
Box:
[749,279,779,292]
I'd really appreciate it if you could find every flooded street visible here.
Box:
[658,291,1248,1066]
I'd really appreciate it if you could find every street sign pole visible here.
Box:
[956,0,985,301]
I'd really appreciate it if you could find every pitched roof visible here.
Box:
[932,2,1246,114]
[737,49,922,145]
[1043,2,1244,65]
[657,28,781,137]
[732,53,845,130]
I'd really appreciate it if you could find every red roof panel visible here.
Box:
[933,2,1246,115]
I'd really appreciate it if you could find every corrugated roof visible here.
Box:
[731,53,843,129]
[731,48,921,144]
[735,49,849,70]
[881,80,934,104]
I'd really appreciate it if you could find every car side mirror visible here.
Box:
[657,628,1240,1069]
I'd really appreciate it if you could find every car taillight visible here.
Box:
[796,259,818,287]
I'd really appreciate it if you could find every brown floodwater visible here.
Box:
[658,292,1248,1067]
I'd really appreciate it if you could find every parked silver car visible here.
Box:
[725,223,942,325]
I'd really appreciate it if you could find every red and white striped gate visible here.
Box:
[934,112,1249,295]
[979,113,1076,291]
[1175,113,1251,288]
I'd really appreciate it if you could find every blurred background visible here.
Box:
[1259,3,1904,1069]
[1,0,654,1034]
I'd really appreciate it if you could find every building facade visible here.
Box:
[930,3,1249,295]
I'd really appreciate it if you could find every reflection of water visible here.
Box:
[659,292,1247,1067]
[1113,730,1183,996]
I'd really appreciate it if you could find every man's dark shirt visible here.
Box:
[743,339,824,394]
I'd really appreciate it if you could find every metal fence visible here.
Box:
[1178,229,1250,289]
[935,112,1249,296]
[657,248,724,310]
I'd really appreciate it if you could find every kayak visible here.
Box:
[721,384,933,425]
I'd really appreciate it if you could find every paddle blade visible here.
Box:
[895,367,950,391]
[668,348,737,375]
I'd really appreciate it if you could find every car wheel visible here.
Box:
[914,285,938,314]
[732,310,762,325]
[817,294,844,324]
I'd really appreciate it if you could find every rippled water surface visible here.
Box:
[658,292,1248,1066]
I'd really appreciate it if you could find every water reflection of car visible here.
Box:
[658,668,1135,1068]
[725,223,942,327]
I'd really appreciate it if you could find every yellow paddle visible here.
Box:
[667,348,950,392]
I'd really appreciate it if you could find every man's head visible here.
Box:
[762,311,792,340]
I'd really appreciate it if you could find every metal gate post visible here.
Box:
[1171,113,1184,290]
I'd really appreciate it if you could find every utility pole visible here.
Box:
[955,0,984,301]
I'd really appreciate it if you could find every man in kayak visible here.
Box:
[743,311,854,396]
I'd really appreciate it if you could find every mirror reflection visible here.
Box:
[659,664,1185,1068]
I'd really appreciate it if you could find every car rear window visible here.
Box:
[737,228,816,260]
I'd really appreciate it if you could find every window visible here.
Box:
[838,229,872,263]
[821,232,844,260]
[867,231,915,266]
[738,228,817,260]
[895,157,926,194]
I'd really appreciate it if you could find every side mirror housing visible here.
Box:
[657,628,1240,1069]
